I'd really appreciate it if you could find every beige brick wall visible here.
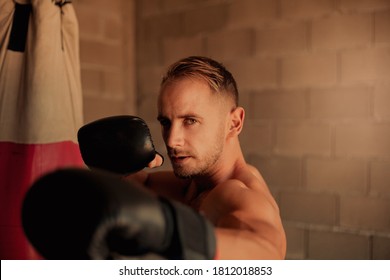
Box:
[134,0,390,260]
[75,0,390,259]
[73,0,137,123]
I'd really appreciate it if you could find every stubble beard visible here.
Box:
[170,133,225,179]
[172,147,222,179]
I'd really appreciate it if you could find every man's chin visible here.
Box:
[172,163,200,179]
[173,165,209,180]
[173,169,193,179]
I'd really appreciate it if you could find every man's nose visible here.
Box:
[165,123,184,149]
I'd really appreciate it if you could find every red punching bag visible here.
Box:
[0,0,85,259]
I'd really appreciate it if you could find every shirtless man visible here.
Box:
[21,56,286,260]
[128,56,286,259]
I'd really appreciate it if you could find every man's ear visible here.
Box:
[229,107,245,136]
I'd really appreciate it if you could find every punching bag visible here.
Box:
[0,0,84,259]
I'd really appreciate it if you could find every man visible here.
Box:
[127,56,286,259]
[21,56,286,260]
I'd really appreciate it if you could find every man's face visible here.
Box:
[158,78,228,179]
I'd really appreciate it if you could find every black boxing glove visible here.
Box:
[21,168,216,260]
[77,115,162,175]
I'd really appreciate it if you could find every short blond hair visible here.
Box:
[161,56,239,106]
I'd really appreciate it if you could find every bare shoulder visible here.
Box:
[200,164,286,258]
[201,165,278,223]
[247,164,263,182]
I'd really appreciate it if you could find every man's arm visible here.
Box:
[201,179,286,260]
[126,154,285,259]
[125,154,191,202]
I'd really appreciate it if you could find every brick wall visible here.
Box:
[74,0,390,259]
[135,0,390,260]
[73,0,136,123]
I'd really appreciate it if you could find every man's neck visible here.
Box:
[193,142,246,191]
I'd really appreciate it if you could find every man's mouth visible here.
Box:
[170,155,191,164]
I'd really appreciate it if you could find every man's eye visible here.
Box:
[159,119,170,128]
[184,118,197,125]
